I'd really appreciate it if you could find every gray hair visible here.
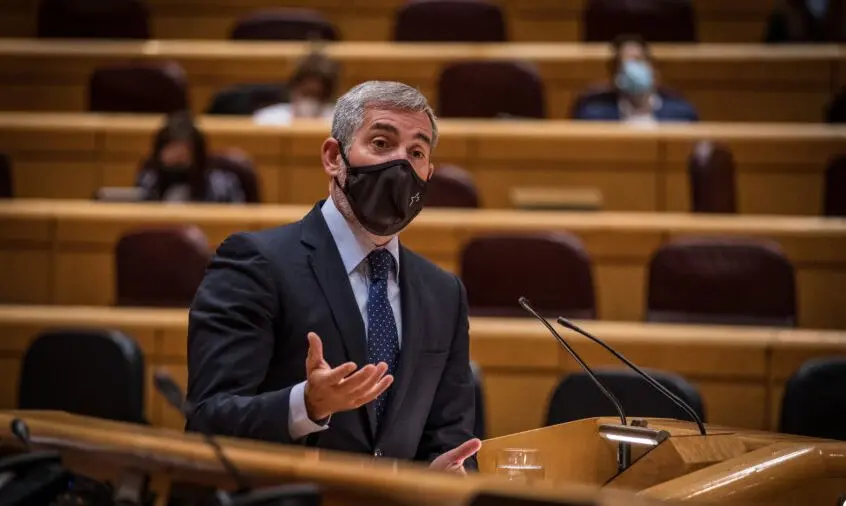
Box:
[331,81,439,154]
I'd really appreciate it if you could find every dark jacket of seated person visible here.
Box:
[573,34,699,124]
[136,112,245,203]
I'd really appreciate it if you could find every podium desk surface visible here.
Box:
[1,411,842,506]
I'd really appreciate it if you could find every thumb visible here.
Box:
[306,332,325,371]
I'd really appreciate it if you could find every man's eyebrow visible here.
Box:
[414,132,432,147]
[369,122,432,147]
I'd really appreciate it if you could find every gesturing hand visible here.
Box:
[430,438,482,475]
[303,332,394,422]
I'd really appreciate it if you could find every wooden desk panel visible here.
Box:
[1,114,844,216]
[0,0,778,43]
[1,200,845,329]
[0,41,839,123]
[0,306,842,438]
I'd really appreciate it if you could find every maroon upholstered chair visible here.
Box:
[394,0,507,42]
[230,9,339,41]
[827,87,846,123]
[437,61,546,119]
[0,153,12,198]
[646,237,797,327]
[209,149,262,203]
[89,61,189,114]
[583,0,698,42]
[115,226,211,307]
[423,165,480,208]
[824,155,846,217]
[37,0,150,39]
[688,140,737,214]
[460,234,596,319]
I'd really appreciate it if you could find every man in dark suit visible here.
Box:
[572,34,699,124]
[186,81,480,472]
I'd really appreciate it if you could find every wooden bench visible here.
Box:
[1,199,845,329]
[0,305,842,437]
[0,40,841,122]
[0,0,781,43]
[1,113,843,214]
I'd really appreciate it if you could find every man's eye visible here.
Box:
[373,139,388,148]
[412,150,426,159]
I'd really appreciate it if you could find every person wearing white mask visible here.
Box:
[572,34,700,124]
[253,51,340,125]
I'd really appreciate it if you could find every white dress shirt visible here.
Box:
[287,196,402,440]
[619,93,663,127]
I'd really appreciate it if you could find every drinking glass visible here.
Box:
[495,448,545,483]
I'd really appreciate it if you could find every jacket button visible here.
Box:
[374,448,383,457]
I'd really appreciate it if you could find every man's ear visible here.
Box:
[321,137,343,178]
[427,162,435,181]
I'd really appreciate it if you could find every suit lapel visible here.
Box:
[377,246,425,442]
[301,203,376,439]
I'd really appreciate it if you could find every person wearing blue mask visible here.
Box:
[571,34,700,124]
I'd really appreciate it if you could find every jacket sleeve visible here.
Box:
[185,232,295,444]
[415,276,477,468]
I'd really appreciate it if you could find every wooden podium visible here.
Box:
[1,411,844,506]
[479,417,846,505]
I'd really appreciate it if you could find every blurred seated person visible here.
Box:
[137,112,245,203]
[572,34,699,124]
[253,51,340,125]
[764,0,845,43]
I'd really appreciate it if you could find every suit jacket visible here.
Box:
[185,202,476,463]
[572,88,700,122]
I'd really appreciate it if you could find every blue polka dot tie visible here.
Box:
[366,249,400,427]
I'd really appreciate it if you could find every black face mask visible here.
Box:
[335,142,428,236]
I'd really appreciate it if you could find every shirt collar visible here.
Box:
[321,196,401,276]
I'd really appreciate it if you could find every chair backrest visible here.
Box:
[209,149,262,203]
[423,165,480,208]
[826,87,846,123]
[0,153,12,198]
[470,361,486,439]
[230,9,338,41]
[779,357,846,441]
[688,140,737,213]
[647,237,797,326]
[18,329,146,424]
[545,368,706,426]
[438,61,546,119]
[115,225,211,307]
[206,83,288,115]
[824,154,846,216]
[37,0,149,39]
[583,0,698,42]
[394,0,507,42]
[460,233,596,318]
[89,61,189,114]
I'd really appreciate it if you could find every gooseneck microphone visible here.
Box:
[153,371,251,494]
[556,317,707,436]
[153,371,322,506]
[518,297,627,427]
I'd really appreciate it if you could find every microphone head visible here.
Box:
[556,316,577,331]
[517,296,531,309]
[153,369,189,415]
[10,418,31,447]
